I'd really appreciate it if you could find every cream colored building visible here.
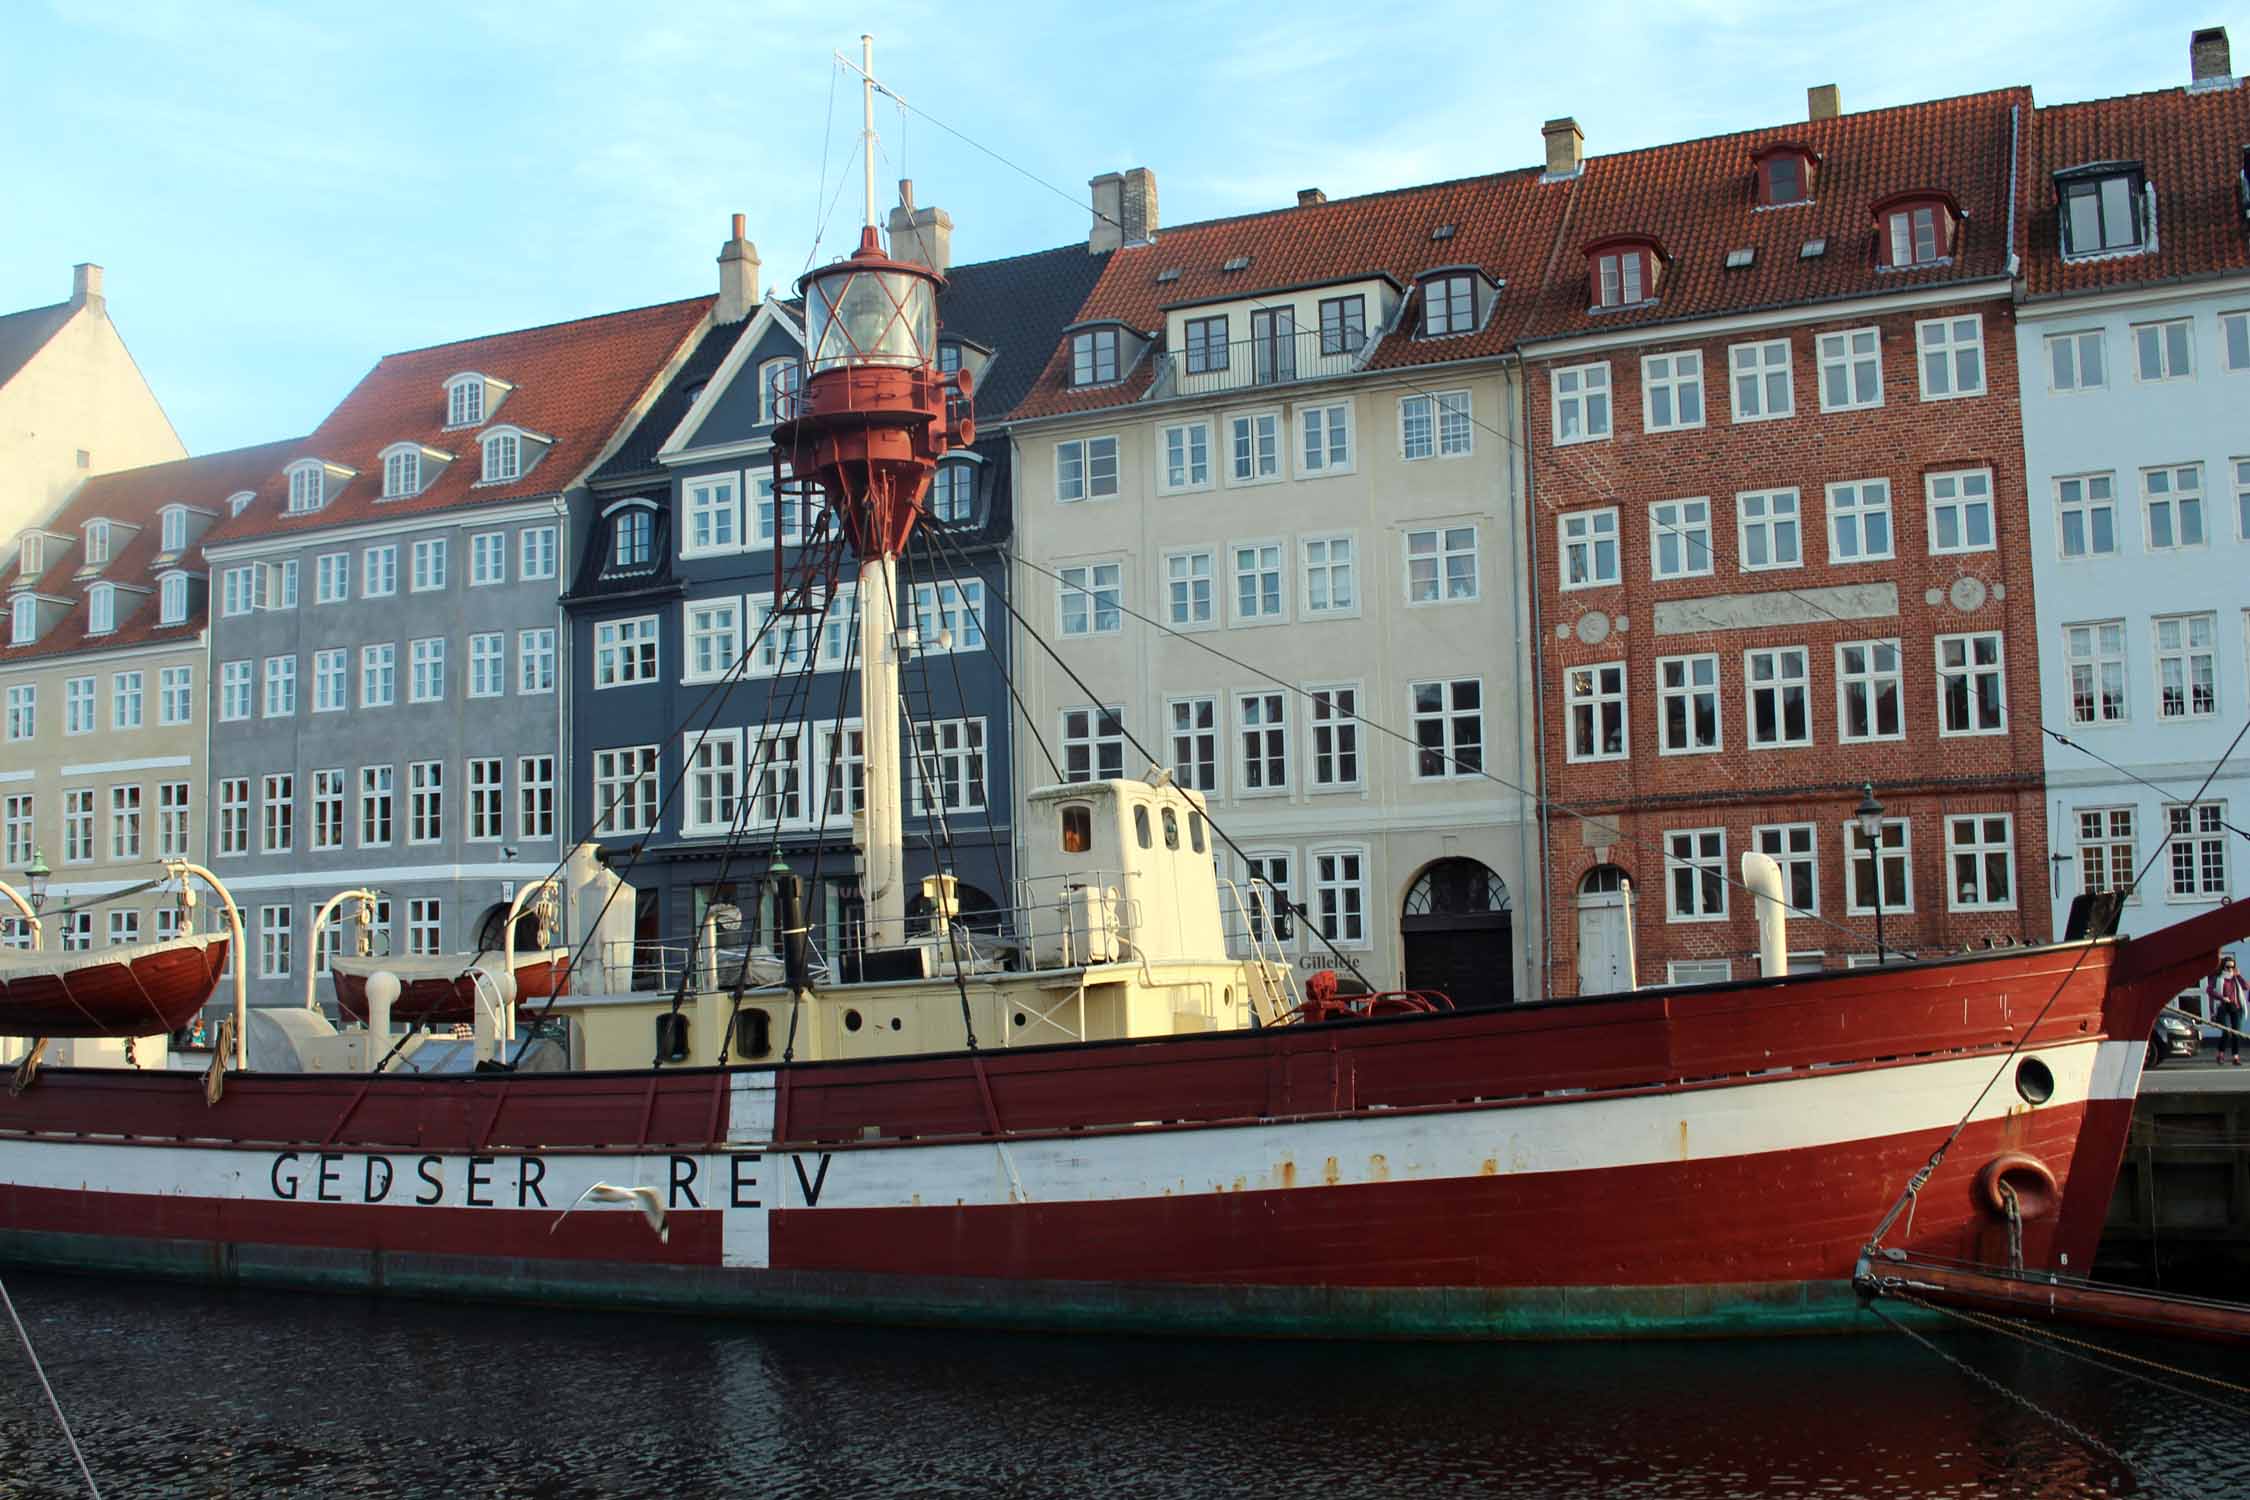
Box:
[0,264,184,547]
[1005,174,1560,1004]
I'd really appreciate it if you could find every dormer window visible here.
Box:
[443,371,515,429]
[18,533,44,578]
[930,459,976,524]
[1071,327,1121,386]
[226,491,254,518]
[1752,143,1818,207]
[609,503,655,572]
[482,430,520,483]
[2056,164,2147,257]
[1422,273,1477,335]
[160,507,186,553]
[758,358,801,424]
[287,461,327,513]
[1873,192,1960,269]
[160,573,188,625]
[381,444,424,499]
[83,521,111,566]
[9,596,33,646]
[936,342,962,375]
[87,583,115,635]
[1585,238,1663,309]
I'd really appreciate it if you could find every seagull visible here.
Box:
[550,1183,669,1244]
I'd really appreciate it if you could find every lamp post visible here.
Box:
[1854,785,1887,964]
[23,848,50,914]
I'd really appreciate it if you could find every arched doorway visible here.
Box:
[1576,864,1635,995]
[1400,859,1513,1006]
[474,902,545,956]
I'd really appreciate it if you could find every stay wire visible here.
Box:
[0,1272,102,1500]
[2042,727,2250,844]
[895,535,981,1049]
[1898,1292,2250,1419]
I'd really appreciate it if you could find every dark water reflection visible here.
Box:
[0,1271,2246,1498]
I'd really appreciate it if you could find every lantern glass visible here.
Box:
[805,265,936,374]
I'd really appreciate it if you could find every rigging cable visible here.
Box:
[0,1272,102,1500]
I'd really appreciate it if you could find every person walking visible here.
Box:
[2205,956,2246,1066]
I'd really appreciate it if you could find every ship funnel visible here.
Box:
[1741,852,1788,979]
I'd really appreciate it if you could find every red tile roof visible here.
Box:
[2024,80,2250,297]
[199,295,713,548]
[0,438,302,665]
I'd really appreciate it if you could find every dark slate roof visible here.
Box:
[937,242,1113,421]
[592,314,758,485]
[0,301,75,388]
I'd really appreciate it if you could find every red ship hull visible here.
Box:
[0,935,229,1038]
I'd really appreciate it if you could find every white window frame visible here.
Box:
[407,760,444,845]
[1229,540,1287,626]
[2045,328,2107,393]
[1656,653,1721,755]
[1559,508,1620,590]
[594,615,660,688]
[1915,314,1986,400]
[1295,400,1354,477]
[1844,818,1913,915]
[1162,548,1215,631]
[2153,612,2218,721]
[480,429,522,483]
[408,637,446,704]
[1157,421,1213,494]
[2076,806,2137,902]
[2132,318,2194,383]
[1752,822,1819,916]
[469,530,507,586]
[1728,338,1794,421]
[1664,827,1728,922]
[1816,327,1883,412]
[1945,813,2016,912]
[409,537,447,592]
[1835,639,1904,744]
[1309,845,1370,948]
[1167,695,1220,795]
[2165,802,2229,902]
[312,648,347,713]
[1060,706,1126,784]
[1225,410,1283,487]
[1640,350,1706,432]
[1736,489,1802,571]
[1408,677,1483,780]
[1054,435,1120,503]
[2055,473,2118,560]
[362,544,398,598]
[1823,479,1894,564]
[683,472,743,557]
[1057,561,1123,637]
[1649,498,1713,581]
[520,525,558,581]
[360,644,396,708]
[467,632,505,699]
[518,627,555,695]
[1299,533,1357,618]
[1936,631,2008,736]
[1307,684,1362,791]
[1564,662,1628,763]
[1235,690,1290,794]
[1743,645,1812,749]
[159,665,191,726]
[1403,525,1479,606]
[1925,469,1996,555]
[593,746,660,837]
[1550,361,1612,445]
[2141,463,2207,552]
[2063,620,2129,727]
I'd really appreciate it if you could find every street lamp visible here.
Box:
[23,848,50,915]
[1854,785,1887,964]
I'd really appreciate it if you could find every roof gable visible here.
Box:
[0,300,76,389]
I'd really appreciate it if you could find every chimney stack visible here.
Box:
[1541,118,1584,179]
[886,178,955,275]
[1089,167,1159,254]
[71,263,104,314]
[1297,187,1327,208]
[715,214,761,324]
[1808,83,1842,121]
[2190,26,2232,86]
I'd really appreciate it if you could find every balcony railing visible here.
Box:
[1145,325,1379,402]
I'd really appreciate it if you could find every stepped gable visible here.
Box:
[2025,79,2250,296]
[0,438,301,663]
[202,294,714,544]
[1515,88,2030,343]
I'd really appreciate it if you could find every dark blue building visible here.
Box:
[566,216,1108,980]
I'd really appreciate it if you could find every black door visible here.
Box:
[1400,859,1514,1007]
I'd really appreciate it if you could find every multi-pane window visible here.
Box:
[2224,311,2250,372]
[1061,707,1126,783]
[2064,621,2129,725]
[595,617,659,687]
[684,602,739,683]
[1311,847,1367,945]
[1946,815,2015,911]
[1650,498,1712,579]
[1241,851,1295,945]
[1836,640,1903,742]
[1657,654,1720,754]
[1228,412,1281,483]
[259,905,292,979]
[1736,490,1801,570]
[360,644,396,708]
[752,474,801,547]
[1745,646,1811,747]
[1641,351,1704,430]
[410,537,447,592]
[1299,403,1351,474]
[2077,807,2136,897]
[481,431,521,482]
[817,725,864,823]
[287,465,324,513]
[1551,362,1611,443]
[593,747,659,836]
[759,358,799,423]
[1301,535,1355,616]
[470,531,506,585]
[2154,613,2218,719]
[159,573,187,624]
[408,899,442,957]
[1319,295,1366,355]
[1237,691,1288,792]
[469,633,505,698]
[111,671,142,730]
[2142,464,2205,550]
[1665,828,1727,921]
[1169,697,1218,793]
[157,781,189,858]
[1404,526,1477,603]
[261,656,296,718]
[1184,315,1228,374]
[1055,436,1119,502]
[2134,319,2193,381]
[1937,632,2007,734]
[1165,550,1214,627]
[314,552,349,604]
[909,719,986,815]
[1926,469,1995,554]
[1593,251,1645,308]
[1560,509,1620,589]
[358,766,393,848]
[1309,687,1359,788]
[382,447,419,499]
[1754,823,1819,915]
[519,628,556,694]
[2046,329,2106,391]
[1070,328,1120,386]
[64,676,94,735]
[2166,803,2228,900]
[219,564,260,617]
[1820,479,1893,565]
[1232,543,1285,623]
[1565,662,1627,762]
[468,758,504,841]
[1885,204,1943,266]
[363,544,398,598]
[448,376,485,428]
[1,795,28,868]
[1400,391,1472,460]
[1847,818,1912,915]
[1059,562,1122,636]
[1729,339,1793,420]
[216,779,249,857]
[521,758,558,840]
[219,660,252,721]
[159,666,191,726]
[109,785,141,860]
[409,637,445,703]
[610,509,654,570]
[1160,422,1211,492]
[62,787,94,862]
[408,761,444,844]
[929,462,974,523]
[2055,474,2117,558]
[2,684,29,741]
[313,648,346,712]
[2061,172,2143,255]
[1817,328,1882,410]
[108,911,139,947]
[1410,678,1482,778]
[1916,315,1985,399]
[1422,273,1476,334]
[912,580,986,655]
[520,525,558,580]
[261,773,292,854]
[312,769,344,851]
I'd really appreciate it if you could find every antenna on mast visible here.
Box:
[860,33,877,232]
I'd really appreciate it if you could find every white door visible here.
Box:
[1577,890,1631,995]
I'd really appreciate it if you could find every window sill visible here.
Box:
[1551,433,1612,448]
[1918,388,1990,403]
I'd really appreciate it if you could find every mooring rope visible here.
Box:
[0,1272,103,1498]
[1897,1292,2250,1416]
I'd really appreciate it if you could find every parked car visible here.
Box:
[2148,1011,2199,1067]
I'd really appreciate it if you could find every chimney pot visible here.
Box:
[1297,187,1327,208]
[715,218,761,324]
[1808,83,1842,121]
[71,263,104,310]
[2190,26,2231,84]
[731,212,745,239]
[1541,118,1584,179]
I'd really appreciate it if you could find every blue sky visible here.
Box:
[3,0,2232,454]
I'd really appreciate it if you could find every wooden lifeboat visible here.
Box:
[0,933,230,1037]
[329,950,571,1026]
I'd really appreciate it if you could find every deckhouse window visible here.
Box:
[1071,328,1121,386]
[482,431,520,483]
[287,463,325,513]
[2059,167,2146,257]
[1421,273,1476,335]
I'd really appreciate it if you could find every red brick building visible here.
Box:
[1515,89,2051,994]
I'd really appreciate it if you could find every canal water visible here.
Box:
[1,1271,2246,1498]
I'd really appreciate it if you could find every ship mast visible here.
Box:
[774,35,974,955]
